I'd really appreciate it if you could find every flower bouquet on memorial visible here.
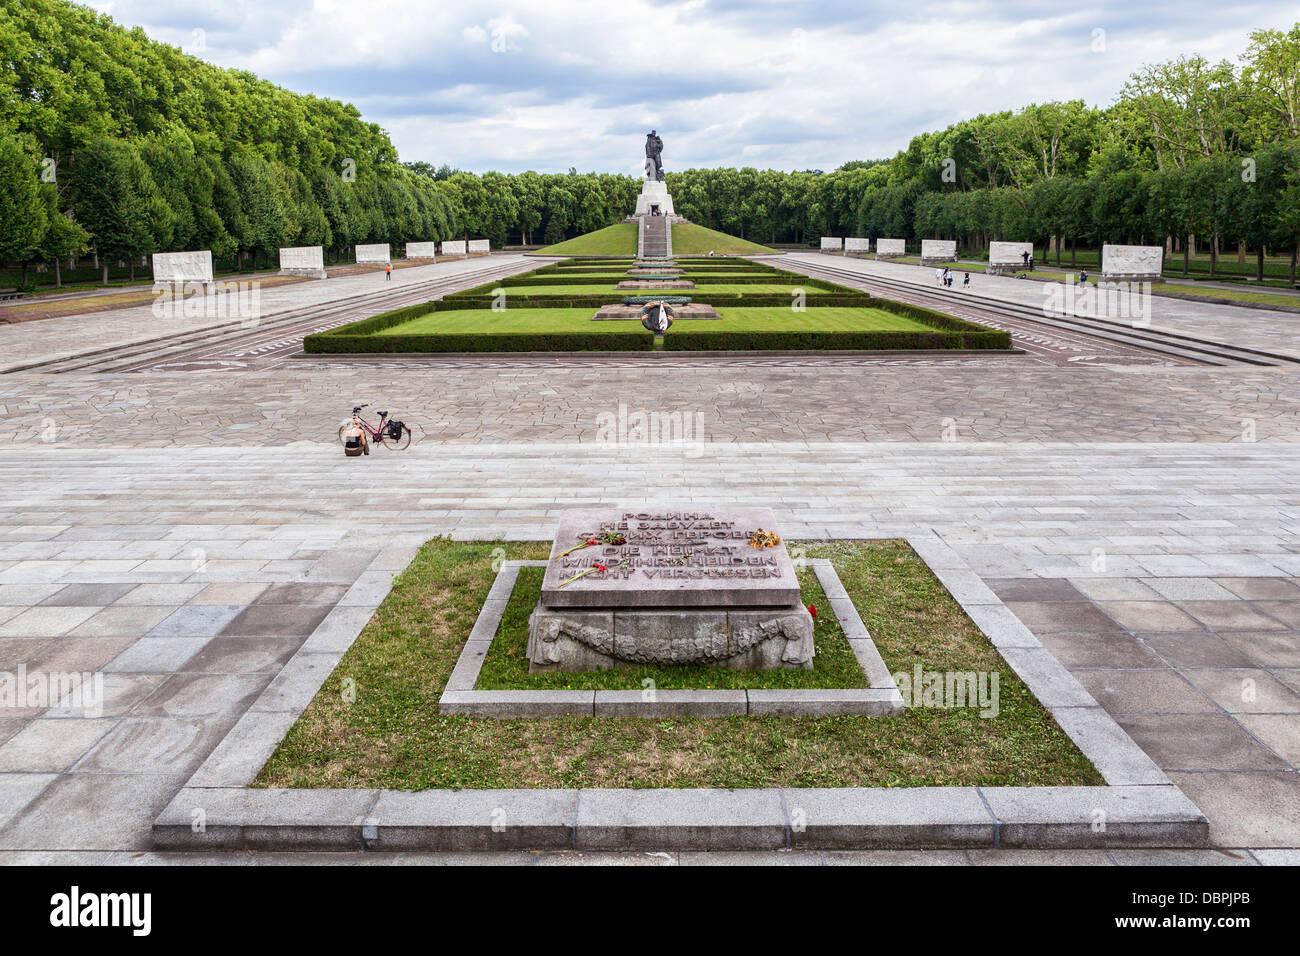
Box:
[747,528,781,549]
[558,563,608,588]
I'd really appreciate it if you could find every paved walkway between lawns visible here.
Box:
[0,441,1297,861]
[0,254,536,371]
[780,253,1300,361]
[2,365,1298,445]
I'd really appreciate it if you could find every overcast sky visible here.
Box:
[87,0,1296,175]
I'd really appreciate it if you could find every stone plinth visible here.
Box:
[875,238,906,258]
[406,241,437,260]
[527,603,814,672]
[627,267,683,276]
[528,508,812,672]
[820,237,843,252]
[633,179,676,217]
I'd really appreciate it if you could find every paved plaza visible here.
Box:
[1,259,1298,864]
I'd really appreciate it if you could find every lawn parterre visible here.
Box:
[303,255,1012,353]
[254,538,1101,790]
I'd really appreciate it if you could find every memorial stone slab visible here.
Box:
[467,239,490,256]
[405,241,437,259]
[1102,244,1162,279]
[844,237,871,253]
[987,241,1033,274]
[820,237,843,252]
[441,240,467,258]
[920,239,957,263]
[355,243,390,264]
[152,250,213,284]
[527,508,813,672]
[278,245,326,279]
[875,238,906,258]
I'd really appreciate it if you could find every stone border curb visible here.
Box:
[154,532,1209,850]
[435,559,903,718]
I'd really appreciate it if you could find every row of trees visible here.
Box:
[1,1,1297,284]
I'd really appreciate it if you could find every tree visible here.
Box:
[0,131,48,285]
[71,136,163,284]
[1240,26,1300,144]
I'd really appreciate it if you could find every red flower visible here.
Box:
[807,605,817,618]
[595,563,608,573]
[587,539,597,545]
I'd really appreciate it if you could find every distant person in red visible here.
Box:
[385,264,392,281]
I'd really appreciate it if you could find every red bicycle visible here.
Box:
[338,404,412,451]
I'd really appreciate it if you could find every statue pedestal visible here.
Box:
[634,179,676,217]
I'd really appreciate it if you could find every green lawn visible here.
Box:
[536,223,637,255]
[672,223,775,255]
[705,307,937,332]
[377,308,642,336]
[253,537,1101,790]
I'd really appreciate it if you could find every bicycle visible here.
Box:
[338,404,412,451]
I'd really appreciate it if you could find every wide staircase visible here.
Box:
[639,215,671,258]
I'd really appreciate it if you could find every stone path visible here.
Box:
[3,365,1297,445]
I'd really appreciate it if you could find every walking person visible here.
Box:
[935,267,944,286]
[385,264,392,281]
[963,271,970,289]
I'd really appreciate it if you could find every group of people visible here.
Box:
[935,267,970,289]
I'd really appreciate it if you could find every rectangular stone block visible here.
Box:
[988,241,1033,266]
[594,689,747,717]
[875,238,906,257]
[920,239,957,261]
[366,789,577,850]
[981,786,1209,848]
[405,241,437,259]
[844,237,871,253]
[467,239,490,255]
[152,250,213,283]
[1102,244,1162,278]
[819,237,843,251]
[354,243,390,264]
[746,688,902,716]
[441,240,467,257]
[574,789,787,849]
[438,690,595,717]
[540,507,800,608]
[278,245,325,273]
[153,787,376,850]
[785,787,996,848]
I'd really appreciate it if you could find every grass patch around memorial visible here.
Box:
[535,223,637,255]
[475,565,864,690]
[671,222,775,255]
[254,537,1102,790]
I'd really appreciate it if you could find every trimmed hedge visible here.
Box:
[439,293,872,309]
[306,330,651,353]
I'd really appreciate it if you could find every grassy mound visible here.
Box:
[535,223,636,256]
[672,223,774,255]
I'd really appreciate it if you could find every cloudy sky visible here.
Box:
[88,0,1295,175]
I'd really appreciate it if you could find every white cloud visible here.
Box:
[85,1,1299,173]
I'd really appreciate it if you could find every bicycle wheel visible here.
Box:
[379,424,411,450]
